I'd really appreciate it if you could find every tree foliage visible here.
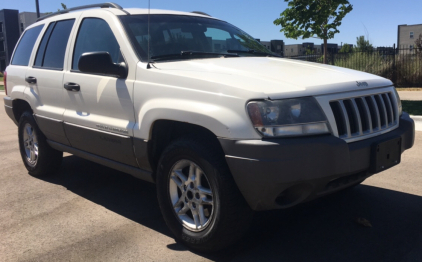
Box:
[415,34,422,54]
[274,0,352,63]
[339,43,352,53]
[305,47,314,55]
[355,36,373,52]
[57,3,67,11]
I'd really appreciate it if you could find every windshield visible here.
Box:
[119,14,275,62]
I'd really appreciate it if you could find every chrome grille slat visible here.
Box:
[329,92,399,141]
[376,94,389,128]
[388,93,399,123]
[351,99,363,135]
[360,98,373,133]
[338,100,351,137]
[383,94,395,124]
[370,96,382,130]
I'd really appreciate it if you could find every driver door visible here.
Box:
[62,17,137,167]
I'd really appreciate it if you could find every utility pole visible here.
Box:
[35,0,40,18]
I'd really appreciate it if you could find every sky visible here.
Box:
[2,0,422,47]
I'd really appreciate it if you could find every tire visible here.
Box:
[156,136,253,252]
[18,111,63,177]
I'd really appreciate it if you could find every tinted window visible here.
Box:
[119,15,272,61]
[11,25,43,66]
[72,18,122,70]
[34,23,54,67]
[42,19,74,69]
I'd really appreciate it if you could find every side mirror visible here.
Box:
[78,52,127,78]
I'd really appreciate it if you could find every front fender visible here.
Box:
[133,98,260,140]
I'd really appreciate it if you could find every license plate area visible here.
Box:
[371,137,402,173]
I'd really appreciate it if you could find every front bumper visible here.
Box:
[219,113,415,211]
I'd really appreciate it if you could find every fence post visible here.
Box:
[392,43,397,86]
[331,52,335,65]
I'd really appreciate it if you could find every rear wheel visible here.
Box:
[18,112,63,176]
[156,137,253,252]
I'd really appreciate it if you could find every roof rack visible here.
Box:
[191,11,211,17]
[36,2,129,22]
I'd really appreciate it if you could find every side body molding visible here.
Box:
[34,115,71,146]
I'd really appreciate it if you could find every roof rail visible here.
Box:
[36,2,129,22]
[191,11,211,17]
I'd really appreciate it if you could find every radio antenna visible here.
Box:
[147,0,151,69]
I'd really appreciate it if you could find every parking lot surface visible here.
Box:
[1,96,421,262]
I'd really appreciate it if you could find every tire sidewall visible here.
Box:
[18,112,41,172]
[157,144,223,246]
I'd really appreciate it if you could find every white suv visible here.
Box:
[3,3,415,251]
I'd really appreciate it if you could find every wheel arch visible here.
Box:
[12,99,33,123]
[148,120,227,175]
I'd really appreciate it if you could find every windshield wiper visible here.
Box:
[150,51,239,61]
[226,49,281,57]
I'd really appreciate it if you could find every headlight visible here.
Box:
[392,88,403,116]
[247,97,330,137]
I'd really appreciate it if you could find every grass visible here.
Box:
[0,76,3,91]
[402,101,422,115]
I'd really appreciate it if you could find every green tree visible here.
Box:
[305,47,314,55]
[274,0,353,64]
[339,43,352,53]
[355,36,373,52]
[415,33,422,54]
[57,3,67,11]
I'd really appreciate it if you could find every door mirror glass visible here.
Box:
[78,52,127,78]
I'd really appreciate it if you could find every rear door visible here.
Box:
[25,17,77,145]
[62,15,138,166]
[6,24,44,100]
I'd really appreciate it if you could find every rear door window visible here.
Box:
[11,25,44,66]
[72,18,123,70]
[34,19,75,69]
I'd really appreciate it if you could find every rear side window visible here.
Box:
[72,18,123,70]
[11,25,44,66]
[34,19,75,69]
[34,23,55,67]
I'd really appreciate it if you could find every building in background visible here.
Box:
[397,24,422,53]
[321,43,339,55]
[377,46,395,55]
[19,12,46,33]
[283,42,333,57]
[283,44,303,57]
[0,9,45,72]
[259,40,284,56]
[0,9,20,72]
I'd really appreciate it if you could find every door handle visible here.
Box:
[25,76,37,84]
[64,82,80,92]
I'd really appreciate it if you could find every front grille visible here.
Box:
[329,92,398,139]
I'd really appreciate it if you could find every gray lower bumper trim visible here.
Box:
[48,140,155,183]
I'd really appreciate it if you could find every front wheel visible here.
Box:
[156,137,253,252]
[18,111,63,176]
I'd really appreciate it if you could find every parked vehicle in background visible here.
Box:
[3,3,415,252]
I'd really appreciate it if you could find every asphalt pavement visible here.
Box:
[1,95,422,262]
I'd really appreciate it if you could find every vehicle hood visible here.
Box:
[152,57,393,99]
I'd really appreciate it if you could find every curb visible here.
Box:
[410,115,422,132]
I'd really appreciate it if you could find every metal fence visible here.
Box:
[286,47,422,87]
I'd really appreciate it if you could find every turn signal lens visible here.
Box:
[247,102,263,127]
